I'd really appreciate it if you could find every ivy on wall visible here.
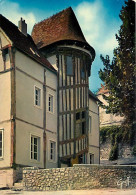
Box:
[100,125,124,161]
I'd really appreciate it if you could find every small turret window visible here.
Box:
[66,56,73,76]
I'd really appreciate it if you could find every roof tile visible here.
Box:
[32,7,88,49]
[0,14,55,71]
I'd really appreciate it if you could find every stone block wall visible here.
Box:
[23,165,136,191]
[100,140,136,165]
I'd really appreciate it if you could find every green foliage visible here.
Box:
[100,125,123,144]
[99,0,135,144]
[109,144,118,161]
[100,125,125,160]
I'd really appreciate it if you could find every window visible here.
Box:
[89,116,92,133]
[66,56,73,76]
[31,135,40,161]
[78,154,83,164]
[50,141,56,161]
[78,153,86,164]
[76,112,80,120]
[82,122,85,134]
[35,87,41,107]
[48,94,53,112]
[90,153,94,164]
[81,61,85,79]
[0,130,3,158]
[76,111,86,136]
[82,111,85,118]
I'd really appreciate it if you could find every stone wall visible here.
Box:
[23,165,136,191]
[100,139,136,165]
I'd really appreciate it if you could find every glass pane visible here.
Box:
[81,69,85,79]
[82,122,85,134]
[34,153,37,160]
[82,111,85,118]
[66,56,73,75]
[0,133,2,140]
[76,112,80,120]
[34,145,37,152]
[0,150,2,157]
[36,89,38,95]
[34,138,37,145]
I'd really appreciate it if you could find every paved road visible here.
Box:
[1,189,136,195]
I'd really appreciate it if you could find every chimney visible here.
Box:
[18,17,27,36]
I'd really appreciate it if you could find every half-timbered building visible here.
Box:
[0,7,99,187]
[32,7,97,167]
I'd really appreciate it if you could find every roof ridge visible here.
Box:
[0,14,29,36]
[33,7,72,27]
[0,14,55,72]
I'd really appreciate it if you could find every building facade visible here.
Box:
[32,7,97,167]
[0,7,99,186]
[97,84,124,127]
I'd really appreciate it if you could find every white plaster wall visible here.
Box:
[0,31,11,71]
[16,120,44,168]
[0,29,11,47]
[98,94,124,127]
[0,32,12,168]
[0,72,11,122]
[15,50,58,168]
[46,131,58,168]
[88,97,99,164]
[47,55,58,71]
[15,51,44,83]
[88,146,100,164]
[45,67,58,168]
[0,122,11,167]
[16,69,43,127]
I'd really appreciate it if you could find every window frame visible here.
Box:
[30,134,40,161]
[81,59,85,80]
[48,93,54,113]
[90,153,94,164]
[34,85,42,108]
[0,129,4,159]
[76,111,86,136]
[66,56,74,76]
[49,140,56,162]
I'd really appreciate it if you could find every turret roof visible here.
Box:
[32,7,95,59]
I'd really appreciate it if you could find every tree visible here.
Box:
[99,0,135,144]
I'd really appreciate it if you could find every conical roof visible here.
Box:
[32,7,95,58]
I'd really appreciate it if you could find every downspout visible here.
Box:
[43,69,46,168]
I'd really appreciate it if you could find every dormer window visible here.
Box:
[30,48,40,57]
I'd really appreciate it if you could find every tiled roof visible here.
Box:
[32,7,93,51]
[97,84,109,95]
[0,14,55,72]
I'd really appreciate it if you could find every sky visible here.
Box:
[0,0,126,92]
